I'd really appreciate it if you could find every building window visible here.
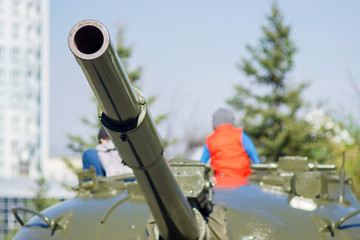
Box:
[0,69,4,85]
[12,70,20,87]
[0,114,3,134]
[36,2,41,15]
[12,117,19,133]
[12,48,19,63]
[19,161,29,177]
[37,50,41,61]
[27,2,35,18]
[25,118,31,134]
[26,49,32,62]
[37,25,42,38]
[27,26,35,41]
[12,0,19,16]
[0,91,4,107]
[12,141,19,156]
[0,23,4,37]
[0,0,4,14]
[11,93,22,108]
[12,23,20,39]
[0,47,4,61]
[26,70,32,83]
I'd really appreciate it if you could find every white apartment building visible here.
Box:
[0,0,49,178]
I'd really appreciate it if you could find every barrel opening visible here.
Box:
[74,25,104,54]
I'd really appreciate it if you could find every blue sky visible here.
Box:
[49,0,360,157]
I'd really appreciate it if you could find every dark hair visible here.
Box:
[98,126,109,143]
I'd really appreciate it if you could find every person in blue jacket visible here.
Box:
[82,126,133,177]
[82,148,106,176]
[81,126,111,176]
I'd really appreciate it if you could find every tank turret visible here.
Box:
[11,20,360,240]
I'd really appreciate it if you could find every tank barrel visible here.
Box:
[68,20,199,240]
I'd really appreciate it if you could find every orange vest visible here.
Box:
[206,124,251,179]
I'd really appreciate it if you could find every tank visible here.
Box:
[11,20,360,240]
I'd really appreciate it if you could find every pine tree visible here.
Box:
[32,177,59,211]
[228,2,334,162]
